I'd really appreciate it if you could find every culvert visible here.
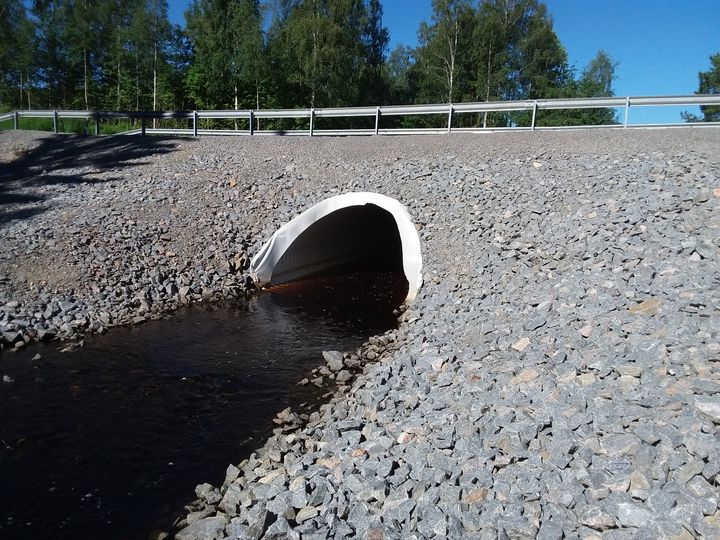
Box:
[250,192,422,302]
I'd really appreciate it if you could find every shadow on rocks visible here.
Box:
[0,133,185,224]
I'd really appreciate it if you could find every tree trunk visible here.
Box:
[84,45,89,110]
[483,44,492,128]
[153,43,158,128]
[234,84,238,130]
[19,71,23,109]
[27,70,31,109]
[255,81,260,131]
[445,18,458,105]
[117,56,121,109]
[311,21,318,109]
[135,52,140,115]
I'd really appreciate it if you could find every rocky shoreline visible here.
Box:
[1,128,719,538]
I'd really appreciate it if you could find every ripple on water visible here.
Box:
[0,272,406,540]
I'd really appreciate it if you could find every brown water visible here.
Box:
[0,273,408,540]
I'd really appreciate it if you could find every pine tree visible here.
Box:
[683,53,720,122]
[0,0,35,109]
[574,49,617,125]
[229,0,266,112]
[414,0,473,104]
[185,0,235,108]
[359,0,390,105]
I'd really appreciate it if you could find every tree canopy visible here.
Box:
[0,0,661,128]
[683,52,720,123]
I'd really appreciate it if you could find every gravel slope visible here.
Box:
[1,128,720,538]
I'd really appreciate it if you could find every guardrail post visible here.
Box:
[624,96,630,128]
[531,101,538,130]
[375,107,380,135]
[53,110,58,133]
[141,113,146,136]
[193,110,198,136]
[309,108,315,136]
[249,110,254,136]
[447,104,453,134]
[13,111,19,130]
[94,112,100,135]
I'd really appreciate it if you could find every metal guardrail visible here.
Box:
[1,94,719,136]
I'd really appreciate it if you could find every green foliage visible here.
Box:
[684,53,720,122]
[412,0,473,104]
[0,0,35,108]
[2,0,187,112]
[0,0,633,131]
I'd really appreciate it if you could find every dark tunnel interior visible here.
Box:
[270,204,405,286]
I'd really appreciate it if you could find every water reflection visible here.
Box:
[0,273,405,540]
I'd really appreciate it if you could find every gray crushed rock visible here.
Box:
[1,128,719,538]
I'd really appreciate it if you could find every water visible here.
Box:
[0,273,408,540]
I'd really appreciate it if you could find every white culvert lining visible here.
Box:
[250,192,423,302]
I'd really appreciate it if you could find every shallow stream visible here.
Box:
[0,273,407,539]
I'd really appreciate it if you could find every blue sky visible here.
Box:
[169,0,720,123]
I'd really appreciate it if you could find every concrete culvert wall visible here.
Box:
[250,192,423,302]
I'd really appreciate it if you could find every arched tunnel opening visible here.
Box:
[270,204,404,284]
[250,193,422,305]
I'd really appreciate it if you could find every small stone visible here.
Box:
[322,351,344,372]
[274,407,293,424]
[265,515,292,536]
[2,375,13,383]
[175,516,228,540]
[223,464,240,487]
[630,471,651,500]
[194,483,221,505]
[336,370,352,383]
[600,433,641,457]
[578,373,597,386]
[619,375,640,392]
[219,484,242,516]
[629,298,661,315]
[673,460,704,484]
[509,367,539,385]
[579,324,592,338]
[694,397,720,422]
[397,431,414,444]
[463,488,488,504]
[258,469,284,485]
[295,506,318,523]
[179,286,192,298]
[587,486,610,500]
[347,502,370,532]
[557,369,576,384]
[2,331,20,344]
[512,337,530,352]
[616,364,642,377]
[431,357,446,371]
[317,457,340,469]
[693,191,711,204]
[289,476,305,492]
[603,476,630,493]
[615,502,654,528]
[579,506,615,530]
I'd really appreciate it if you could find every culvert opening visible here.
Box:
[250,192,422,305]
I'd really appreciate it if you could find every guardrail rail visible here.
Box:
[1,94,719,137]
